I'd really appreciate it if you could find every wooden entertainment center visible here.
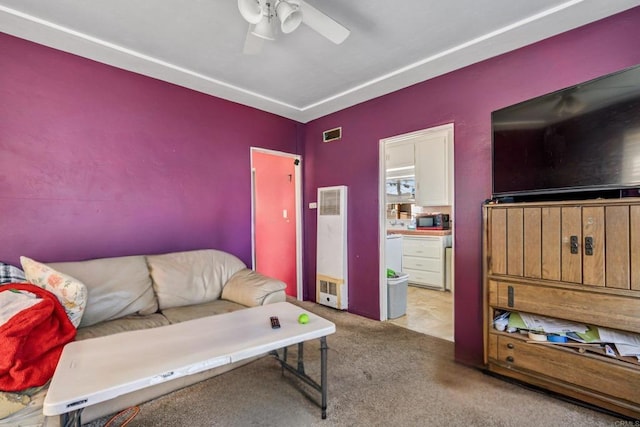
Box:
[483,197,640,419]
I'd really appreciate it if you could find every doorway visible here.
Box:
[378,124,455,341]
[251,148,302,299]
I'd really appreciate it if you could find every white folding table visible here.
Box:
[43,302,336,426]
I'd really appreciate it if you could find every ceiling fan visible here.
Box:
[237,0,350,54]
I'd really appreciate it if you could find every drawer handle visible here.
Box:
[507,343,514,349]
[506,356,514,363]
[585,236,594,256]
[570,235,579,254]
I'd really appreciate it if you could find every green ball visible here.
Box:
[298,313,309,324]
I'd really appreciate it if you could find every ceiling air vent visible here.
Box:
[323,127,342,142]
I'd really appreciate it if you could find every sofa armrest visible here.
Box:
[262,291,286,305]
[221,269,286,307]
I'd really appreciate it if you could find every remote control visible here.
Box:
[270,316,280,329]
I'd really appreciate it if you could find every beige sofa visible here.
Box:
[1,249,286,426]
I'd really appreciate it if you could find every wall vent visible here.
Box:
[316,185,348,310]
[323,127,342,142]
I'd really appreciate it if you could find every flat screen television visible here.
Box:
[492,64,640,200]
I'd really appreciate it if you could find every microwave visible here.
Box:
[416,213,450,230]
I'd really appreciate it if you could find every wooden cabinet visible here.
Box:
[403,235,451,290]
[484,198,640,419]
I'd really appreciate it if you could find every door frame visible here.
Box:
[250,147,303,300]
[378,123,455,320]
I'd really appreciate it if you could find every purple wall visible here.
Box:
[303,7,640,365]
[0,33,300,267]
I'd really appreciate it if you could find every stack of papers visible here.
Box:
[518,313,589,334]
[599,328,640,359]
[507,312,589,334]
[506,311,640,361]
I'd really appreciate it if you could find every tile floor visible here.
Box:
[388,285,454,341]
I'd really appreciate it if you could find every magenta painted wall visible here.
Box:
[302,7,640,365]
[0,33,300,268]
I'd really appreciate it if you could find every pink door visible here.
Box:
[252,150,298,297]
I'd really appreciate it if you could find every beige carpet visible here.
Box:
[85,300,623,426]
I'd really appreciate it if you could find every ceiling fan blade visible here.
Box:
[299,0,350,44]
[243,25,264,54]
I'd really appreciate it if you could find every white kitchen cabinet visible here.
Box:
[414,132,452,206]
[402,235,452,290]
[385,141,415,174]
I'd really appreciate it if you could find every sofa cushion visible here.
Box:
[75,313,170,341]
[20,256,88,328]
[161,299,246,324]
[147,249,246,310]
[221,269,287,307]
[48,255,158,328]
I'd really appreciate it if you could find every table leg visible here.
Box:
[320,336,328,420]
[61,408,82,427]
[283,346,288,374]
[297,342,305,374]
[272,336,330,419]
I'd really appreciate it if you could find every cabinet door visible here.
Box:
[486,207,526,277]
[606,205,630,289]
[557,206,606,286]
[561,206,582,284]
[582,206,605,287]
[414,134,450,206]
[491,204,615,287]
[386,142,414,171]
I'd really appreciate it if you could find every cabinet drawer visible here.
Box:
[489,280,640,333]
[403,238,442,258]
[491,334,640,406]
[404,268,443,288]
[403,256,442,272]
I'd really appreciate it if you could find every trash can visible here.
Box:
[387,273,409,319]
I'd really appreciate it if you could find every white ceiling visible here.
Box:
[2,0,639,123]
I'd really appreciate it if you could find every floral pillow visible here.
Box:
[20,256,88,328]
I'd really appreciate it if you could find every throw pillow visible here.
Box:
[0,262,27,285]
[20,256,88,328]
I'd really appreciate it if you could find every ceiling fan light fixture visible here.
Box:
[238,0,263,24]
[251,14,276,40]
[276,0,303,34]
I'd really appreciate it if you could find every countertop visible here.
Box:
[386,229,451,237]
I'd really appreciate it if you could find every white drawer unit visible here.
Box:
[402,235,452,290]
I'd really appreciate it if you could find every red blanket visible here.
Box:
[0,283,76,391]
